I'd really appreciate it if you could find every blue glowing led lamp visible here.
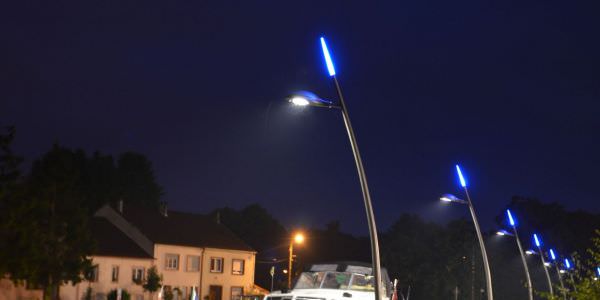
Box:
[564,258,571,269]
[506,209,516,227]
[533,234,542,248]
[320,37,336,76]
[455,164,467,188]
[597,266,600,277]
[549,249,557,261]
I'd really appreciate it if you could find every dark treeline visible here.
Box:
[2,127,599,299]
[213,201,600,299]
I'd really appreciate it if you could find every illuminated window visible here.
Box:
[210,257,223,273]
[232,259,244,275]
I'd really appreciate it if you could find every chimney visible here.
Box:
[159,202,168,217]
[117,199,123,214]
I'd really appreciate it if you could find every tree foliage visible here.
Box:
[143,266,163,295]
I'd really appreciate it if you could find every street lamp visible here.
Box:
[533,234,554,296]
[288,232,304,289]
[288,36,383,300]
[439,165,493,300]
[496,210,533,300]
[563,258,577,292]
[549,248,566,299]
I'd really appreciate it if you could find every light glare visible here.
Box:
[549,249,556,261]
[294,233,305,244]
[506,209,516,227]
[455,165,467,187]
[290,97,310,106]
[320,37,336,76]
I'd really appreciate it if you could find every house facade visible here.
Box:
[59,204,257,300]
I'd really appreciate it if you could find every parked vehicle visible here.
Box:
[265,262,392,300]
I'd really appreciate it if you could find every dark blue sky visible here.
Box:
[1,1,599,234]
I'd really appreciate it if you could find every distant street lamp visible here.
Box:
[439,165,493,300]
[288,36,383,300]
[563,258,577,293]
[533,234,554,296]
[496,210,533,300]
[288,232,305,289]
[549,248,566,300]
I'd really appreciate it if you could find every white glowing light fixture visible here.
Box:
[525,250,535,255]
[533,234,541,248]
[290,96,310,106]
[320,37,336,76]
[549,249,557,261]
[507,209,516,227]
[455,164,467,187]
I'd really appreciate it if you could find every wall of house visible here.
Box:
[60,256,153,300]
[0,278,42,300]
[154,244,204,300]
[199,248,255,300]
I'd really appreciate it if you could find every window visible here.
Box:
[132,267,145,283]
[187,256,200,272]
[231,287,243,300]
[165,254,180,270]
[232,259,244,275]
[88,265,99,282]
[111,266,119,282]
[210,257,223,273]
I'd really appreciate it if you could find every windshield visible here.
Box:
[294,271,374,291]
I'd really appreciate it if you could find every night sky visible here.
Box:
[2,1,599,234]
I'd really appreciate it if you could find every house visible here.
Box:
[59,204,257,300]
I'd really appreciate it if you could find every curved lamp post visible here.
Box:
[288,37,383,300]
[533,234,554,296]
[549,248,566,299]
[440,165,493,300]
[563,258,577,292]
[496,210,533,300]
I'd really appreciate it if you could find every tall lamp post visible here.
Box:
[563,258,577,293]
[533,234,554,296]
[549,249,566,300]
[288,232,305,289]
[439,165,493,300]
[288,36,383,300]
[496,210,533,300]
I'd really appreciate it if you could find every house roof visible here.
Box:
[120,208,254,252]
[90,218,153,259]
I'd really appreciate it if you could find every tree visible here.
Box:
[4,145,95,300]
[143,266,163,299]
[117,152,163,209]
[0,126,24,276]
